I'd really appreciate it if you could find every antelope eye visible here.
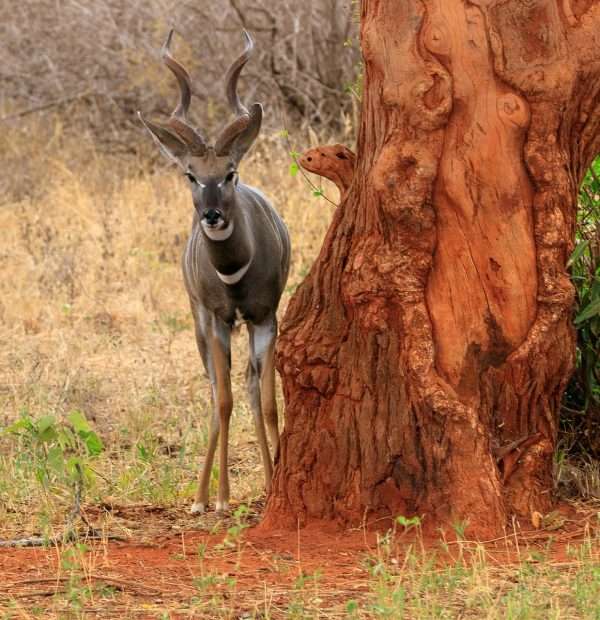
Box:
[184,171,198,184]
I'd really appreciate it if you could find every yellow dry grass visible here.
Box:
[0,115,338,525]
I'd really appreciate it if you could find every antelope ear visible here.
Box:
[231,103,263,163]
[138,112,188,166]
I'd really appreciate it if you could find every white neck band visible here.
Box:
[216,261,251,285]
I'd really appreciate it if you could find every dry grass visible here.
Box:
[1,117,599,619]
[0,115,338,532]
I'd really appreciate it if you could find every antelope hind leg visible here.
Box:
[247,318,278,491]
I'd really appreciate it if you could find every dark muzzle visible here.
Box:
[203,208,222,226]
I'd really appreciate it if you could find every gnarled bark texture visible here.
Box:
[264,0,600,538]
[299,144,356,201]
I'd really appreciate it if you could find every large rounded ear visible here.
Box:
[138,112,188,167]
[231,103,263,164]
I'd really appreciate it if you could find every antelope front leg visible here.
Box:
[191,401,219,514]
[191,312,219,515]
[211,325,233,512]
[192,317,232,514]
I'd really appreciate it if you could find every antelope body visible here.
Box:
[139,30,290,513]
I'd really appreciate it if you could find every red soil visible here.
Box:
[0,501,596,614]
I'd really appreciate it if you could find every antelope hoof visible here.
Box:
[190,502,207,515]
[215,501,229,513]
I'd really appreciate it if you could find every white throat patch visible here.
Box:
[202,219,234,241]
[216,261,251,285]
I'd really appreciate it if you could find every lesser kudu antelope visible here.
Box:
[139,30,290,514]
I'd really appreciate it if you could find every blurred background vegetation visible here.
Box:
[0,0,360,143]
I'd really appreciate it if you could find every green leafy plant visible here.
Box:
[281,131,338,206]
[60,543,94,610]
[564,156,600,456]
[218,503,250,551]
[3,410,104,526]
[396,514,422,534]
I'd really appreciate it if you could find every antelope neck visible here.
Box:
[203,210,254,282]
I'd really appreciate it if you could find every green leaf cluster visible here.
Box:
[566,156,600,451]
[3,410,104,491]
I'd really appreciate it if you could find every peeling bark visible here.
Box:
[264,0,600,538]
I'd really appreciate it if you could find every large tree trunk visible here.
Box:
[264,0,600,538]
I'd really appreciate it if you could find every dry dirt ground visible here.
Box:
[1,501,599,618]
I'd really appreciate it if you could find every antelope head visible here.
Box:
[139,30,263,237]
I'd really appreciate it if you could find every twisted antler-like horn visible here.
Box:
[161,29,192,120]
[224,29,254,117]
[161,29,207,156]
[215,31,258,156]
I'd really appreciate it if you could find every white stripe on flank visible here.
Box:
[216,261,251,285]
[202,220,234,241]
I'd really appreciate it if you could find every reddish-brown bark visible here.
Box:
[264,0,600,538]
[299,144,356,201]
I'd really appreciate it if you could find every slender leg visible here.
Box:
[246,352,273,490]
[191,391,219,514]
[190,309,215,514]
[211,321,233,513]
[260,327,279,460]
[190,309,231,514]
[247,317,278,491]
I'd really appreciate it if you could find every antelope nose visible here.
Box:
[203,209,222,226]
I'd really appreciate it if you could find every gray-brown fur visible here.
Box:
[138,30,290,513]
